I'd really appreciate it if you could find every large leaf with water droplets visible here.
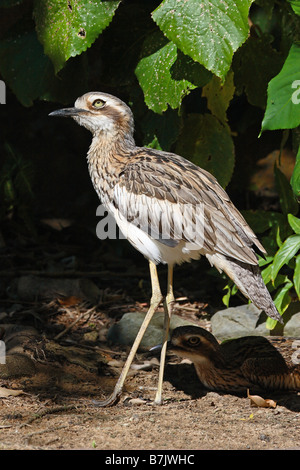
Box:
[135,32,197,114]
[176,113,235,188]
[152,0,253,79]
[34,0,120,73]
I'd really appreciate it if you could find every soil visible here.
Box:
[1,310,300,451]
[1,360,300,452]
[0,227,299,451]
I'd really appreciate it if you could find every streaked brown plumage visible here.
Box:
[167,325,300,393]
[49,91,282,406]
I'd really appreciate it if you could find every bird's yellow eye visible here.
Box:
[92,99,105,108]
[187,336,201,346]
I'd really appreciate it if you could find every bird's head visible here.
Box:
[49,92,135,139]
[162,325,221,364]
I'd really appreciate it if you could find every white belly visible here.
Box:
[113,207,203,265]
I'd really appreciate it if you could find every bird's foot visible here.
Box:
[92,391,121,407]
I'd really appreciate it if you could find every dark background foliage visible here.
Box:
[0,0,300,325]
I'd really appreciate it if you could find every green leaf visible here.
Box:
[145,136,163,151]
[242,210,290,235]
[274,280,293,313]
[274,164,299,215]
[294,255,300,298]
[273,273,291,289]
[232,35,283,108]
[0,30,53,106]
[271,234,300,280]
[0,26,89,106]
[175,113,235,188]
[243,210,272,234]
[293,255,300,300]
[266,280,293,329]
[222,282,238,307]
[288,213,300,233]
[290,146,300,199]
[265,318,277,330]
[276,226,283,248]
[135,32,196,114]
[261,44,300,132]
[141,108,182,151]
[34,0,120,73]
[258,255,273,267]
[250,0,275,29]
[152,0,253,79]
[171,50,212,87]
[202,70,235,124]
[261,263,273,285]
[287,0,300,15]
[222,284,231,307]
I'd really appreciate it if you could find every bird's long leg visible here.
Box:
[94,260,163,407]
[154,264,175,405]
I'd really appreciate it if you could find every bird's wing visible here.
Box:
[113,148,265,265]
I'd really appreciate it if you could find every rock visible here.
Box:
[107,312,196,350]
[0,353,36,378]
[2,324,39,354]
[210,304,269,341]
[83,330,98,342]
[13,275,101,304]
[0,324,39,378]
[211,302,300,341]
[284,312,300,337]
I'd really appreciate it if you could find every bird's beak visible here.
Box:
[49,107,88,118]
[150,341,172,353]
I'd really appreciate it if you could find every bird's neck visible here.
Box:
[87,128,135,174]
[86,129,135,205]
[193,351,250,392]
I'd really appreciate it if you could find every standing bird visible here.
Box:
[165,325,300,393]
[49,92,282,406]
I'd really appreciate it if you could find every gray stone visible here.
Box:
[0,353,36,378]
[284,312,300,337]
[210,304,270,341]
[211,302,300,341]
[107,312,196,350]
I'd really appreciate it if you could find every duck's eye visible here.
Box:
[187,336,201,347]
[92,99,105,108]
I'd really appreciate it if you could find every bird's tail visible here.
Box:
[255,368,300,391]
[281,369,300,391]
[206,253,282,323]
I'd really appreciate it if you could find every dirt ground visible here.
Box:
[1,228,299,452]
[1,314,300,451]
[1,364,300,451]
